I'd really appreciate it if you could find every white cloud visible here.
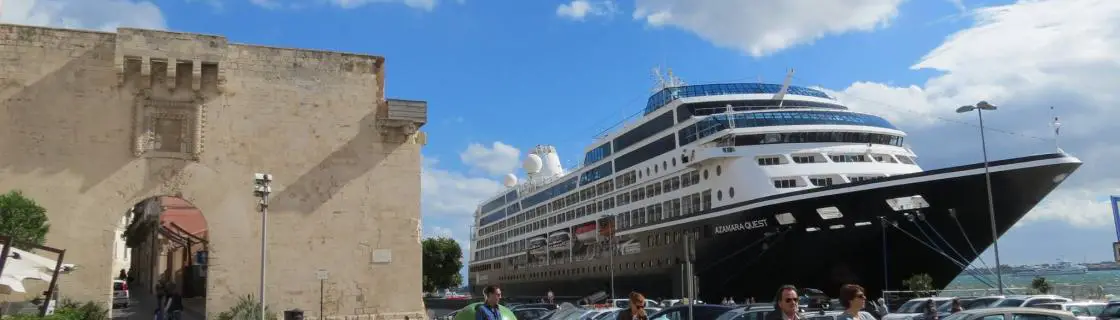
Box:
[820,0,1120,228]
[557,0,617,21]
[424,225,454,238]
[421,155,505,216]
[632,0,902,57]
[0,0,166,31]
[459,141,521,176]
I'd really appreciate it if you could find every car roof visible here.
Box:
[959,307,1075,316]
[908,297,956,302]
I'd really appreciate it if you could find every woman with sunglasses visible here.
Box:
[837,284,872,320]
[617,292,649,320]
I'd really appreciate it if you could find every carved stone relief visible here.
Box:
[133,97,205,160]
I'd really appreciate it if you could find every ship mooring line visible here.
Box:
[909,217,997,288]
[919,215,999,281]
[883,217,997,288]
[948,212,996,276]
[715,228,794,292]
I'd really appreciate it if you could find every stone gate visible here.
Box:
[0,24,428,319]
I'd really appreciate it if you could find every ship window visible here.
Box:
[716,165,721,176]
[775,212,796,225]
[897,155,916,164]
[810,177,833,187]
[854,221,872,227]
[792,155,817,163]
[830,154,870,162]
[885,195,930,212]
[703,169,709,180]
[701,190,712,210]
[817,206,843,220]
[672,158,677,166]
[663,161,667,170]
[717,190,722,201]
[728,187,735,198]
[773,179,798,188]
[757,157,781,166]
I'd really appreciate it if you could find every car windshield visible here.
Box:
[994,299,1024,307]
[897,301,924,313]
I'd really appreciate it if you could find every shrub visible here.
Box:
[216,295,279,320]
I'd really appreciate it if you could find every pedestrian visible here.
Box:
[475,285,502,320]
[155,281,166,307]
[546,290,555,304]
[165,289,184,320]
[950,298,963,313]
[766,285,805,320]
[837,284,872,320]
[616,292,648,320]
[922,299,939,320]
[118,269,127,280]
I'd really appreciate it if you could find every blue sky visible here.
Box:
[5,0,1119,282]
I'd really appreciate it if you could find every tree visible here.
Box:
[422,237,464,292]
[0,190,51,249]
[1031,277,1052,294]
[903,273,935,296]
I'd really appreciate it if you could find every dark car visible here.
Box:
[513,303,560,311]
[1098,301,1120,320]
[650,304,737,320]
[714,305,776,320]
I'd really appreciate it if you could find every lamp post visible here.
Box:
[601,213,617,299]
[253,173,273,320]
[955,101,1003,294]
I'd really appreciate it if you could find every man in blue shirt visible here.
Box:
[476,286,502,320]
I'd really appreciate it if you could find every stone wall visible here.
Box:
[0,24,426,319]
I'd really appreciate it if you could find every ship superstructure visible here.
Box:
[467,69,1082,301]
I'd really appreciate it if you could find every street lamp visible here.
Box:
[955,101,1003,294]
[253,173,273,320]
[601,213,617,300]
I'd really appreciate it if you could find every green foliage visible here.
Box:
[1031,277,1053,294]
[3,300,110,320]
[216,295,279,320]
[422,236,464,292]
[0,190,51,249]
[903,273,935,296]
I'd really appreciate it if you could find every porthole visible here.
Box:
[655,166,659,174]
[703,169,709,180]
[717,190,723,201]
[729,187,735,198]
[646,168,650,176]
[716,165,722,176]
[672,158,677,166]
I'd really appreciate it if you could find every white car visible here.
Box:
[112,280,130,308]
[883,297,956,320]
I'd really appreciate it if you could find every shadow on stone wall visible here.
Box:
[0,37,136,192]
[270,110,400,215]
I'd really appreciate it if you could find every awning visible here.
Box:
[0,246,75,293]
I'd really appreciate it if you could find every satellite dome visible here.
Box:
[523,154,543,174]
[503,173,518,187]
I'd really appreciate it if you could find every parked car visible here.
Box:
[1095,301,1120,320]
[649,304,736,320]
[803,310,878,320]
[989,295,1071,308]
[884,297,956,320]
[713,305,775,320]
[1032,301,1105,320]
[940,307,1078,320]
[960,296,1006,310]
[112,280,130,308]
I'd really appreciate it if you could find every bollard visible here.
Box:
[284,309,305,320]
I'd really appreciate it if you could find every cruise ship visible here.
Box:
[466,69,1082,301]
[1013,260,1090,277]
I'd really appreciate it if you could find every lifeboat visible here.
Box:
[548,232,571,253]
[574,223,597,243]
[528,236,547,256]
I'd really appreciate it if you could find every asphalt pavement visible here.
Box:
[112,296,201,320]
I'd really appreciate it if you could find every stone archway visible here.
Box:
[0,25,429,319]
[116,195,209,315]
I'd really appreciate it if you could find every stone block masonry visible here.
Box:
[0,23,428,319]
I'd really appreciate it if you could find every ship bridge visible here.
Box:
[644,83,838,115]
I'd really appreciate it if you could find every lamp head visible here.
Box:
[955,105,976,113]
[976,101,998,110]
